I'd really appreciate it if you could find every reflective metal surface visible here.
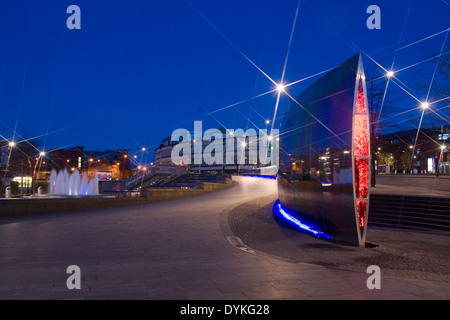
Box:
[277,53,370,246]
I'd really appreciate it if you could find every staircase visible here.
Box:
[368,194,450,233]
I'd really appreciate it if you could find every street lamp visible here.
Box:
[8,141,15,147]
[386,71,395,78]
[421,102,430,109]
[276,84,285,93]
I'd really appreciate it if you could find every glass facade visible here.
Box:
[277,53,370,246]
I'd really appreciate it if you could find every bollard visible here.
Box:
[5,186,11,198]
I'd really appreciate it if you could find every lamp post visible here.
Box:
[4,141,15,176]
[437,145,446,177]
[31,151,45,194]
[277,83,293,104]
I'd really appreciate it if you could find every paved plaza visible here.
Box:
[0,175,449,300]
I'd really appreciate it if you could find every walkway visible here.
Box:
[0,176,449,300]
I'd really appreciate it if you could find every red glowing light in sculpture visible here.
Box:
[356,200,367,229]
[355,158,368,198]
[353,77,370,241]
[355,80,366,113]
[354,115,369,156]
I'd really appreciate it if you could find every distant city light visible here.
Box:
[421,102,430,109]
[265,120,270,124]
[386,71,395,78]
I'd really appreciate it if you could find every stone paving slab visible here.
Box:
[0,176,449,301]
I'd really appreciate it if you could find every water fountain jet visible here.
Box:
[48,169,99,196]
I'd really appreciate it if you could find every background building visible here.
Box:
[155,128,276,174]
[376,126,450,174]
[50,147,132,181]
[1,143,133,196]
[0,140,50,194]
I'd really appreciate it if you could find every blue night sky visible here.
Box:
[0,0,449,162]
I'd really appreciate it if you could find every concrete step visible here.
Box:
[368,194,450,232]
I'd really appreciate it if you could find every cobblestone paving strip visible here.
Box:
[227,195,450,282]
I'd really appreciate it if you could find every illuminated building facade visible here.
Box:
[50,147,131,180]
[155,128,276,174]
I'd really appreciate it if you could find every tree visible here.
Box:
[417,44,450,129]
[428,44,450,106]
[365,64,399,185]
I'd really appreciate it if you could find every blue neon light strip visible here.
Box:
[242,174,277,180]
[273,200,332,240]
